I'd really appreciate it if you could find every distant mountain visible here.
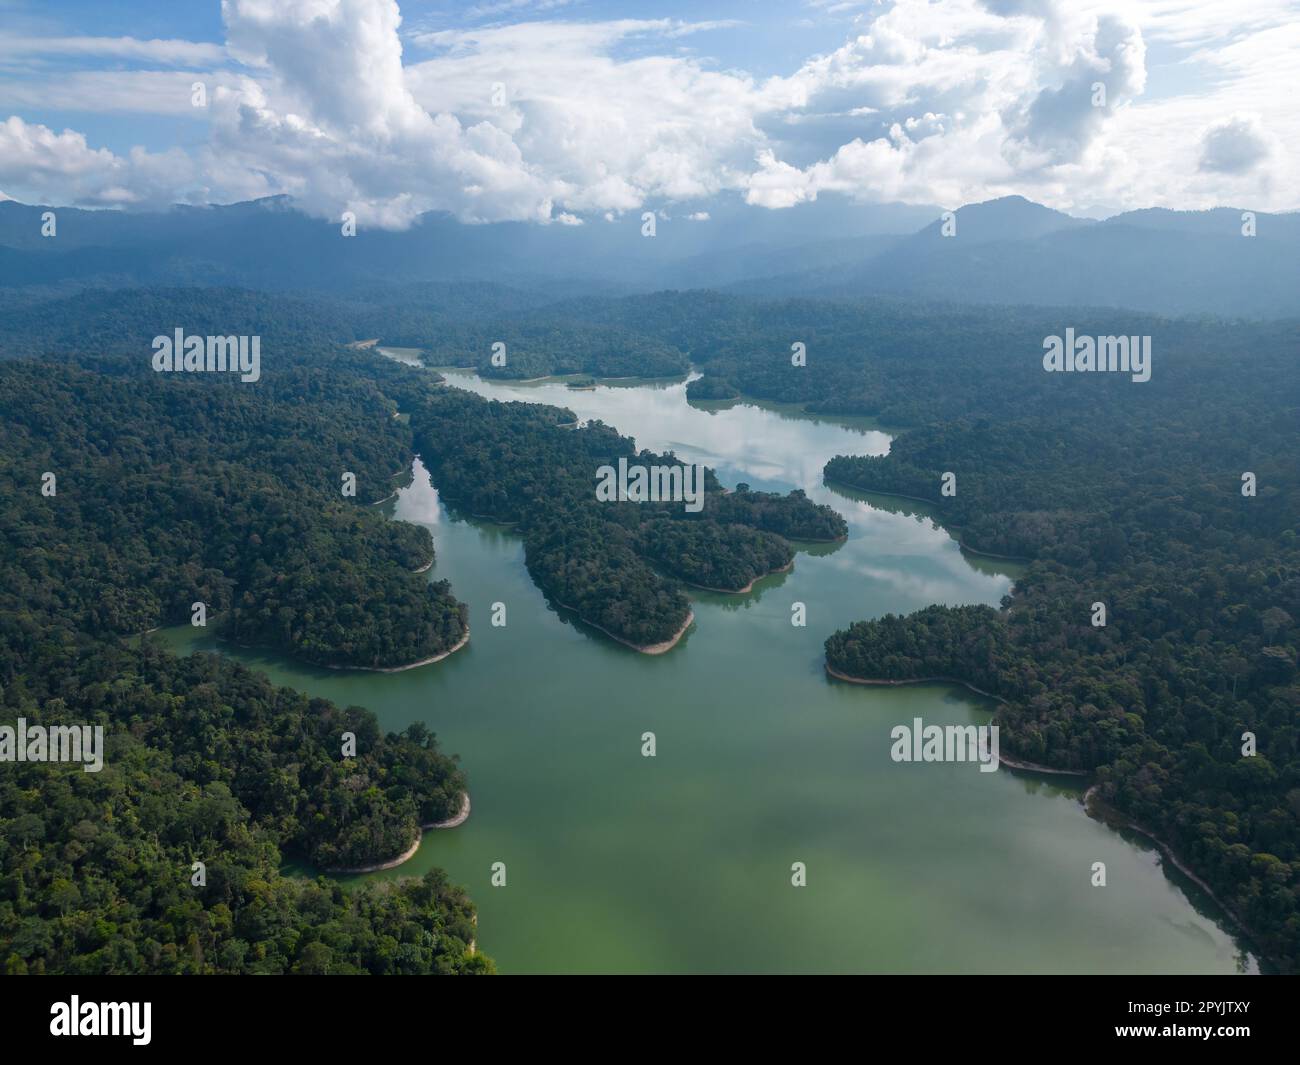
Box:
[736,196,1300,318]
[2,194,1295,318]
[0,194,936,294]
[1102,205,1290,235]
[913,195,1090,243]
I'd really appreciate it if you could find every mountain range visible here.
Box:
[1,194,1296,319]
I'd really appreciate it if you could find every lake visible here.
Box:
[158,359,1257,973]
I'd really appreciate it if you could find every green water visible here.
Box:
[158,366,1257,973]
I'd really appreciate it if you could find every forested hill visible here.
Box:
[0,638,487,974]
[0,324,493,973]
[0,285,687,384]
[0,352,466,670]
[815,311,1300,971]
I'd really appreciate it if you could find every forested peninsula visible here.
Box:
[404,387,846,650]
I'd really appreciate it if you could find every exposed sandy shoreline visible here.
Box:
[323,628,469,673]
[413,557,434,573]
[633,610,695,654]
[326,792,472,874]
[956,540,1032,563]
[557,601,694,654]
[684,559,793,594]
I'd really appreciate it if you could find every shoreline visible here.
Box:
[326,792,472,874]
[821,479,1031,562]
[822,664,1088,777]
[322,627,469,673]
[413,557,434,573]
[822,661,1262,960]
[557,601,694,655]
[682,559,793,594]
[1084,785,1262,961]
[957,540,1033,563]
[824,478,941,511]
[430,489,521,526]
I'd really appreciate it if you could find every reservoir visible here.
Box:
[158,359,1256,974]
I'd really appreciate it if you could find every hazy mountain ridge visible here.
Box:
[1,194,1295,318]
[736,197,1300,318]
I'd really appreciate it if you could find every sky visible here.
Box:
[0,0,1295,225]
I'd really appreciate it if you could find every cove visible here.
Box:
[156,362,1258,974]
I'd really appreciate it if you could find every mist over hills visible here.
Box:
[1,193,1296,319]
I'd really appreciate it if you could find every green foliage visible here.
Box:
[0,307,489,974]
[0,345,466,670]
[686,376,740,401]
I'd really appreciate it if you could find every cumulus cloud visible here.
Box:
[0,116,191,206]
[1198,113,1273,174]
[209,0,560,226]
[748,0,1150,208]
[403,19,764,216]
[1000,10,1146,167]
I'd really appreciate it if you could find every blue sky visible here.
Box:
[0,0,1295,221]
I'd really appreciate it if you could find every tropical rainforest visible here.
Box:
[1,279,1295,974]
[0,305,489,973]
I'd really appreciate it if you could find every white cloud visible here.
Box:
[0,0,1294,221]
[1198,113,1274,174]
[403,19,764,215]
[0,115,202,206]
